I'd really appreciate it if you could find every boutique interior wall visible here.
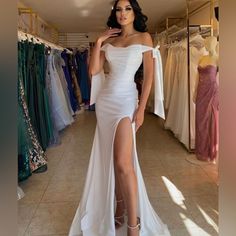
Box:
[18,1,59,43]
[189,1,219,36]
[18,0,99,49]
[58,32,100,49]
[18,0,219,50]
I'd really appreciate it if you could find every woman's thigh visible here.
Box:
[114,117,133,168]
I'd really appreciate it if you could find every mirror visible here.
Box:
[17,1,219,236]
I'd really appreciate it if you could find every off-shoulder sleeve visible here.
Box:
[90,70,106,105]
[89,44,108,105]
[152,49,165,119]
[141,45,153,53]
[142,45,165,119]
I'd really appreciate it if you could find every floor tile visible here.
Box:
[18,111,219,236]
[26,202,77,235]
[18,203,38,236]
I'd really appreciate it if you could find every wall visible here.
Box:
[58,32,100,49]
[18,1,59,43]
[189,1,219,36]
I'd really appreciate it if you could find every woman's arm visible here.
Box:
[133,32,154,131]
[88,28,121,76]
[138,32,154,110]
[89,41,105,75]
[88,40,105,76]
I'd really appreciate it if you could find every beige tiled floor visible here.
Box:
[19,111,219,236]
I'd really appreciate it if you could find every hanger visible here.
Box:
[18,30,69,52]
[45,46,51,55]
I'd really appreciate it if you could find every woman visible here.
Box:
[69,0,170,235]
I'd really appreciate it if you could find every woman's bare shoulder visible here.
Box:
[140,32,153,47]
[103,37,116,45]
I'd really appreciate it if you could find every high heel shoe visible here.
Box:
[127,217,141,235]
[115,213,125,228]
[115,199,125,228]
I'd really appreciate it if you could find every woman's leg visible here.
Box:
[115,167,126,210]
[114,118,139,235]
[114,169,125,225]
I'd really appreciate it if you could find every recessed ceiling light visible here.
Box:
[81,9,89,17]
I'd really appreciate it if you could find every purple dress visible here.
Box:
[196,65,219,161]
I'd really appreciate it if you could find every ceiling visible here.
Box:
[19,0,192,33]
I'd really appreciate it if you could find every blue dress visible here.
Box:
[75,50,91,102]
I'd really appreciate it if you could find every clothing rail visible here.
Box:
[167,27,197,43]
[155,1,214,151]
[158,17,185,34]
[18,30,72,54]
[166,24,212,41]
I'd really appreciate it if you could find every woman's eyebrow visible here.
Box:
[116,5,132,8]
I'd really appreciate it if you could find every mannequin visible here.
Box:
[194,36,219,162]
[198,36,218,68]
[193,36,218,102]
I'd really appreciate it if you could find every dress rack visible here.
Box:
[18,30,72,54]
[186,0,215,151]
[156,0,215,151]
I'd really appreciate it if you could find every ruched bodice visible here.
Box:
[197,65,219,108]
[198,64,218,84]
[105,44,143,82]
[98,44,146,98]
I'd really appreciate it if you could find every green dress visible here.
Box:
[18,41,47,181]
[24,41,53,150]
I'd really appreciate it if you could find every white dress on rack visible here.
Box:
[165,44,184,137]
[175,42,188,147]
[68,43,170,236]
[164,47,177,110]
[164,35,207,149]
[53,50,74,117]
[46,52,74,131]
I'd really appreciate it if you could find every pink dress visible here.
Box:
[196,65,219,161]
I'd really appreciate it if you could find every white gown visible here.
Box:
[46,52,74,131]
[69,43,170,236]
[164,35,207,150]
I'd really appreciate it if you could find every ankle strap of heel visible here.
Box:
[127,223,140,230]
[127,217,140,231]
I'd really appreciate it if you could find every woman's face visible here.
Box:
[115,0,135,26]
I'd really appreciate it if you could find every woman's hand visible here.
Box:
[132,107,145,132]
[96,28,121,45]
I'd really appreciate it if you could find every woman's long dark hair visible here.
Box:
[107,0,148,32]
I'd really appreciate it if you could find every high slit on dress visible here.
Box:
[69,43,170,236]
